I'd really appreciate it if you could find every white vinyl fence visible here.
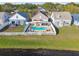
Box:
[23,23,30,32]
[0,32,56,35]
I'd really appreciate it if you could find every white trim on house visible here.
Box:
[74,21,79,26]
[9,13,26,21]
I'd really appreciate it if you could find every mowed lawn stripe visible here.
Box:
[0,26,79,51]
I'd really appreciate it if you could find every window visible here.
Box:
[39,16,42,19]
[57,15,61,18]
[63,21,69,26]
[64,21,69,24]
[12,21,15,24]
[16,16,18,18]
[56,22,59,25]
[42,23,48,26]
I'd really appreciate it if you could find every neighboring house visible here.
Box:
[0,12,9,25]
[51,12,72,28]
[38,7,46,12]
[32,11,49,22]
[9,12,29,25]
[71,14,79,26]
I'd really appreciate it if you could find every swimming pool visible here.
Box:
[32,26,47,31]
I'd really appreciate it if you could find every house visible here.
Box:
[30,11,56,35]
[32,11,49,22]
[0,12,9,25]
[51,12,72,28]
[9,12,29,25]
[71,14,79,26]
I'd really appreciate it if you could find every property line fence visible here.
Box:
[0,22,56,35]
[23,24,30,32]
[0,22,9,30]
[0,32,56,35]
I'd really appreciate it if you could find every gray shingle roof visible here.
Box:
[0,12,8,19]
[51,12,72,20]
[32,11,48,20]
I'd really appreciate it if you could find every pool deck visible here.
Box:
[26,22,56,33]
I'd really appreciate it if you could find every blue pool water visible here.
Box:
[32,26,47,31]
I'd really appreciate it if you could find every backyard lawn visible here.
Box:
[0,25,79,51]
[3,25,25,32]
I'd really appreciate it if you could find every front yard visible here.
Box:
[0,25,79,51]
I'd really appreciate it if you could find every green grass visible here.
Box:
[4,25,24,32]
[0,25,79,51]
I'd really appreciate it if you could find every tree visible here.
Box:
[63,3,79,13]
[55,3,64,11]
[0,5,3,11]
[41,2,64,12]
[2,3,14,12]
[25,3,37,9]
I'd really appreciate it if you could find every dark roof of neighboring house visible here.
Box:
[17,12,29,19]
[10,12,29,19]
[9,12,29,21]
[72,14,79,21]
[51,12,72,20]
